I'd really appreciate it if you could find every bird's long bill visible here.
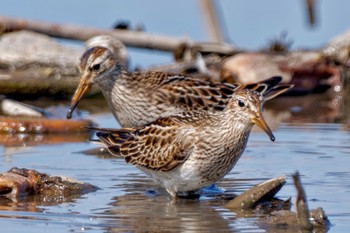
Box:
[253,111,275,142]
[66,80,91,119]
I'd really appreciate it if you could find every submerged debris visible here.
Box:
[0,99,94,134]
[0,167,98,200]
[0,133,91,147]
[261,207,329,233]
[225,172,330,232]
[225,176,286,210]
[293,171,313,231]
[0,116,93,134]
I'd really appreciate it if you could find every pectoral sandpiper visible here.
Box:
[67,46,291,128]
[93,85,287,197]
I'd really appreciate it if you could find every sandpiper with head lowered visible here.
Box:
[67,46,291,128]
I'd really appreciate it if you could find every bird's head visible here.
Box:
[228,87,275,141]
[67,46,119,119]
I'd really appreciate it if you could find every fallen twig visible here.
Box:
[293,171,313,231]
[0,15,237,55]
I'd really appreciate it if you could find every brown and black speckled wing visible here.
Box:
[96,119,194,172]
[244,76,293,100]
[157,75,294,109]
[133,73,290,111]
[131,71,239,111]
[158,78,240,111]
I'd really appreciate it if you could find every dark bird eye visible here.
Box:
[238,99,245,107]
[92,64,101,71]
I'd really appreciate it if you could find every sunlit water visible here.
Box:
[1,1,350,232]
[0,95,349,232]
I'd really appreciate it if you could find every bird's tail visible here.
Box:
[86,126,136,157]
[244,76,294,101]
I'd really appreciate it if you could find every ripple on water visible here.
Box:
[0,121,349,232]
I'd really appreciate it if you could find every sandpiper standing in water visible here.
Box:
[93,86,285,197]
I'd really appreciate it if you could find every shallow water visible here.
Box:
[0,93,349,232]
[1,1,350,231]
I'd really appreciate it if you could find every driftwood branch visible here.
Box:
[199,0,228,43]
[0,15,237,55]
[292,172,313,231]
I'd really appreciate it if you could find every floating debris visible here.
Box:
[293,171,313,231]
[261,207,330,232]
[0,116,93,134]
[0,167,98,200]
[226,172,331,232]
[0,99,94,135]
[225,176,286,210]
[0,133,91,147]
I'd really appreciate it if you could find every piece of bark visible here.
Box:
[0,133,91,147]
[225,176,286,210]
[293,172,313,231]
[261,208,330,232]
[258,172,330,232]
[0,15,238,55]
[0,167,98,198]
[0,116,93,134]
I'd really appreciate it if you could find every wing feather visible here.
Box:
[96,119,193,171]
[133,73,292,110]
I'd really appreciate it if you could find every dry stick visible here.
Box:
[0,15,237,54]
[200,0,227,43]
[292,171,313,232]
[0,16,178,51]
[305,0,316,27]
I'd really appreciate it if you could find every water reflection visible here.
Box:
[0,193,81,213]
[0,133,91,147]
[0,90,348,232]
[0,197,44,213]
[266,91,347,124]
[104,196,237,232]
[99,176,259,232]
[0,88,348,149]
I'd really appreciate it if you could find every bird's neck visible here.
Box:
[95,65,132,94]
[94,67,146,127]
[206,110,253,146]
[182,110,253,144]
